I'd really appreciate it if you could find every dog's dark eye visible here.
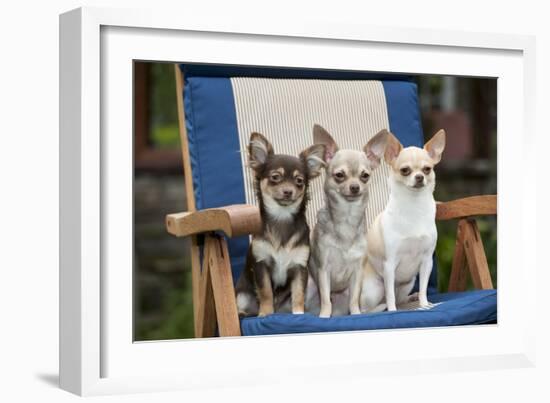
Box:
[360,172,370,182]
[400,167,411,176]
[270,173,282,182]
[422,166,432,175]
[295,176,304,187]
[334,171,345,181]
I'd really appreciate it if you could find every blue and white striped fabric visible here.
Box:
[179,65,496,336]
[232,78,392,231]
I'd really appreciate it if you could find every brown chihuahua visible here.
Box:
[235,132,326,316]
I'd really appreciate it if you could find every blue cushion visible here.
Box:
[240,290,497,336]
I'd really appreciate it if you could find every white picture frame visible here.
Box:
[59,6,537,396]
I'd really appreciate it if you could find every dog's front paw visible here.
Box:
[292,310,304,315]
[258,306,274,317]
[349,306,361,315]
[418,300,436,310]
[319,306,332,318]
[419,296,430,308]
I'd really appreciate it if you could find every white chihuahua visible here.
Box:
[360,130,446,312]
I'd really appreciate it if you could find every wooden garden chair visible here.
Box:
[166,64,497,338]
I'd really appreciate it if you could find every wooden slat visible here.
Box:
[174,64,196,212]
[174,65,202,338]
[208,236,241,337]
[436,195,497,220]
[194,237,217,338]
[462,219,494,290]
[448,219,469,292]
[166,204,261,238]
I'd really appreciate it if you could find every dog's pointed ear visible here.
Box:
[384,132,403,166]
[363,129,389,170]
[313,124,338,163]
[424,129,446,164]
[300,144,327,179]
[248,132,274,170]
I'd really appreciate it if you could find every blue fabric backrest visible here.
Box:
[179,64,437,293]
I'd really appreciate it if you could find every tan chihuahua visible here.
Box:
[308,125,389,317]
[360,130,446,312]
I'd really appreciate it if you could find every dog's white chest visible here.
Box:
[395,235,434,278]
[382,212,437,282]
[252,239,310,287]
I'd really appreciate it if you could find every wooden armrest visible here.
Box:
[166,204,261,238]
[436,195,496,221]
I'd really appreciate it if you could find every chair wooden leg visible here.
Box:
[447,218,493,292]
[192,234,241,338]
[192,236,217,338]
[208,235,242,337]
[462,219,494,290]
[448,219,469,292]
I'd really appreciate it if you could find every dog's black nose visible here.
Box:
[415,174,424,183]
[350,184,360,194]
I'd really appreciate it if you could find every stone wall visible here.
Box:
[134,173,194,340]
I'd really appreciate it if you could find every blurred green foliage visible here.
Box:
[150,63,180,149]
[151,124,180,148]
[137,271,195,340]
